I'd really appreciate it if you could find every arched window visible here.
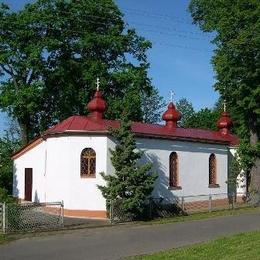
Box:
[81,148,96,177]
[209,153,217,186]
[169,152,179,188]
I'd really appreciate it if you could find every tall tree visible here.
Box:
[0,132,20,194]
[142,88,166,124]
[185,108,220,130]
[0,0,153,144]
[176,97,223,130]
[176,98,195,127]
[189,0,260,195]
[98,114,157,219]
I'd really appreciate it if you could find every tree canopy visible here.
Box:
[0,0,159,144]
[176,97,222,131]
[189,0,260,193]
[176,98,195,128]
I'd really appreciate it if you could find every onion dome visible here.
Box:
[217,112,233,135]
[162,102,182,129]
[86,90,106,120]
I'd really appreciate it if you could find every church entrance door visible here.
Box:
[25,168,33,201]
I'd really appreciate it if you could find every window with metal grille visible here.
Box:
[81,148,96,177]
[209,153,217,185]
[169,152,178,187]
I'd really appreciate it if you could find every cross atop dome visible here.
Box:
[217,100,233,136]
[86,78,106,120]
[223,100,227,112]
[162,90,181,130]
[170,90,175,103]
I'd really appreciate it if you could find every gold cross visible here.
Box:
[170,90,175,103]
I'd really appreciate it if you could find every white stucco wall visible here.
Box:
[64,135,107,211]
[13,135,108,212]
[14,133,237,212]
[107,137,230,202]
[13,140,46,202]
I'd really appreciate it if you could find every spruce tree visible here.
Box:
[98,114,157,219]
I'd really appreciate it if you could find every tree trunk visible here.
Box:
[19,121,29,145]
[249,130,260,204]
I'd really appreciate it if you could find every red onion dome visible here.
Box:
[86,90,106,120]
[162,102,182,129]
[217,112,233,135]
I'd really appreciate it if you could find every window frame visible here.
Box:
[209,153,219,188]
[168,152,181,190]
[80,148,96,178]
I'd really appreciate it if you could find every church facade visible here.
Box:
[12,89,245,218]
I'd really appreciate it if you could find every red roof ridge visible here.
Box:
[12,115,239,160]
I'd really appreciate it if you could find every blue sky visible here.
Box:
[0,0,218,133]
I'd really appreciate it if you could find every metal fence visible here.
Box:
[180,193,248,214]
[0,202,64,234]
[109,192,253,223]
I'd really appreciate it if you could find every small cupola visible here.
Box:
[162,102,182,129]
[217,102,233,135]
[217,111,233,135]
[86,78,106,120]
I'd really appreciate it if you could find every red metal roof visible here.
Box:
[44,115,239,145]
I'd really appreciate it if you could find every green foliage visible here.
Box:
[142,88,166,124]
[98,114,157,219]
[0,0,154,144]
[227,154,242,195]
[0,133,21,194]
[0,187,15,203]
[185,108,220,130]
[176,98,221,131]
[176,98,195,128]
[189,0,260,174]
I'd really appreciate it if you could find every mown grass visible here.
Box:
[138,206,260,225]
[129,231,260,260]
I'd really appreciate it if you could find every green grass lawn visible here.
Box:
[130,231,260,260]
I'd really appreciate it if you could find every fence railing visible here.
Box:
[109,192,252,223]
[180,192,248,214]
[0,201,64,234]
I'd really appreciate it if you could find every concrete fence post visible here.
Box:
[209,195,212,212]
[61,200,64,226]
[2,202,6,234]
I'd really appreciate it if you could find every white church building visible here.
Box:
[12,87,245,218]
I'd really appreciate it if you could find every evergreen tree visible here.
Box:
[98,114,157,219]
